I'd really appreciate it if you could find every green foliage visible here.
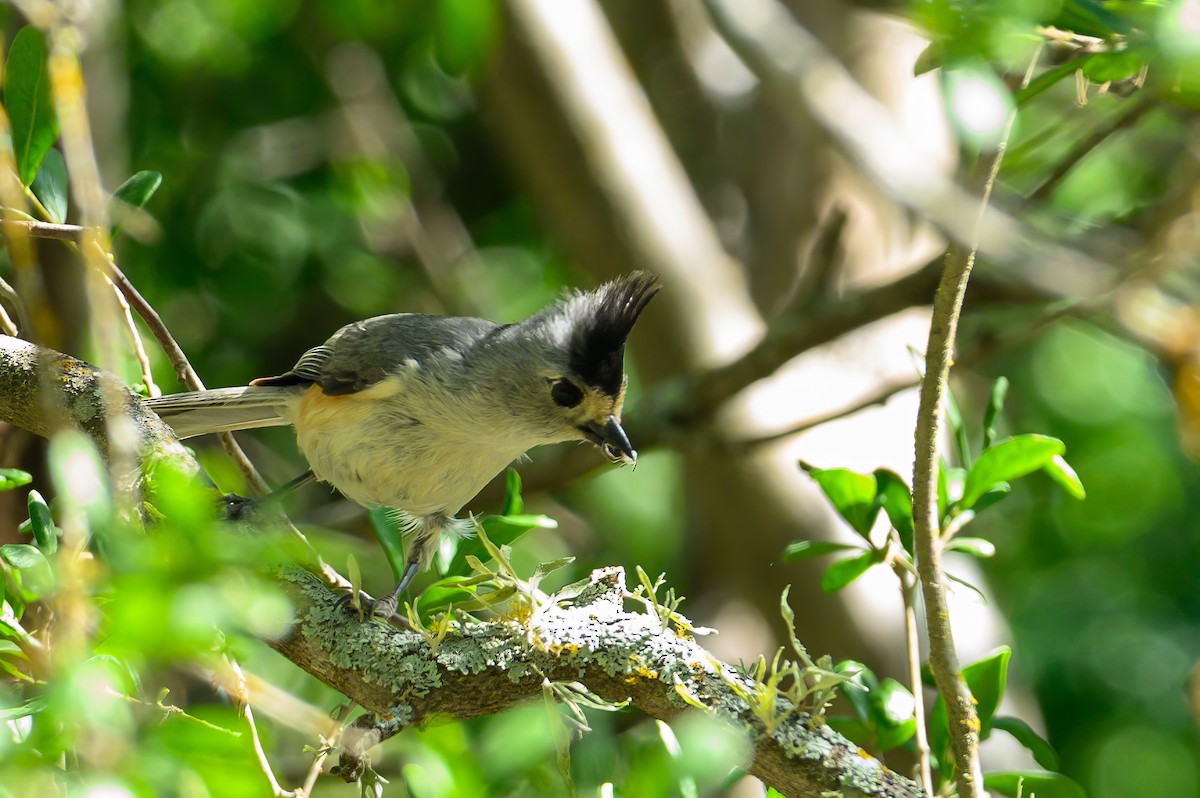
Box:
[110,169,163,237]
[29,149,67,223]
[984,770,1087,798]
[5,27,58,186]
[832,661,917,754]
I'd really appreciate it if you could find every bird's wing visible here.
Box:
[252,313,502,395]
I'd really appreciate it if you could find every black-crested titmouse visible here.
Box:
[146,272,661,618]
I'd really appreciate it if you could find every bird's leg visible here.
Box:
[221,470,316,521]
[337,556,419,624]
[362,558,420,620]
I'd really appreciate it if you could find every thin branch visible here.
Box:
[4,219,83,241]
[82,240,270,496]
[229,658,297,798]
[909,45,1037,797]
[719,294,1096,453]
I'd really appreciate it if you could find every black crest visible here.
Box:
[568,272,662,395]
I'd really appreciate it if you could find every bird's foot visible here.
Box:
[334,588,408,626]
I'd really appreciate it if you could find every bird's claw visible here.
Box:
[334,588,408,626]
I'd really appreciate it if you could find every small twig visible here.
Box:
[4,219,83,241]
[84,240,271,496]
[228,658,297,798]
[1025,94,1156,206]
[3,218,269,494]
[911,49,1039,798]
[103,271,159,397]
[301,705,352,797]
[891,542,932,797]
[720,294,1094,453]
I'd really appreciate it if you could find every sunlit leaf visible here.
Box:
[781,540,860,563]
[960,435,1065,509]
[30,148,67,223]
[874,469,914,554]
[801,464,879,538]
[25,489,56,554]
[6,27,59,186]
[1043,454,1086,499]
[945,537,995,558]
[110,170,163,237]
[0,543,53,596]
[963,646,1010,733]
[868,678,916,750]
[0,468,32,491]
[945,384,972,467]
[820,551,877,593]
[501,467,523,516]
[982,376,1008,450]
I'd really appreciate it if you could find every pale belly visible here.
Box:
[284,383,521,515]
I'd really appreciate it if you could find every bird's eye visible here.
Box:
[551,379,584,408]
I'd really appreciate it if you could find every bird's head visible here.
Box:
[504,271,661,464]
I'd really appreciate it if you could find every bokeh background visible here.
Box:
[2,0,1199,796]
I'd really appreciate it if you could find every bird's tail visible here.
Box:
[145,386,298,439]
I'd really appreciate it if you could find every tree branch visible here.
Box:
[274,565,923,798]
[0,334,924,798]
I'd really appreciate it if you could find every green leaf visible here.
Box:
[1,543,46,570]
[937,458,949,520]
[0,695,46,720]
[501,467,523,516]
[5,27,59,186]
[30,148,67,223]
[991,716,1060,770]
[972,483,1011,513]
[1017,56,1096,105]
[25,489,56,554]
[802,465,879,538]
[960,435,1065,510]
[873,469,914,554]
[368,508,408,583]
[834,660,875,722]
[963,646,1010,733]
[1080,49,1147,84]
[820,551,877,593]
[913,40,945,76]
[109,170,162,237]
[0,543,53,596]
[0,468,32,491]
[445,512,556,576]
[944,537,995,558]
[781,540,861,563]
[944,386,972,467]
[982,376,1008,450]
[1043,454,1086,499]
[868,678,916,750]
[984,771,1085,798]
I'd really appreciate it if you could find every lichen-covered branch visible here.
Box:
[273,566,923,798]
[0,335,923,798]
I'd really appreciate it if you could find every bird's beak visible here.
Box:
[580,415,637,465]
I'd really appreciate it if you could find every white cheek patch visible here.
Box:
[403,358,420,370]
[440,347,463,362]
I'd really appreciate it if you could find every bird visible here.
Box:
[145,272,661,619]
